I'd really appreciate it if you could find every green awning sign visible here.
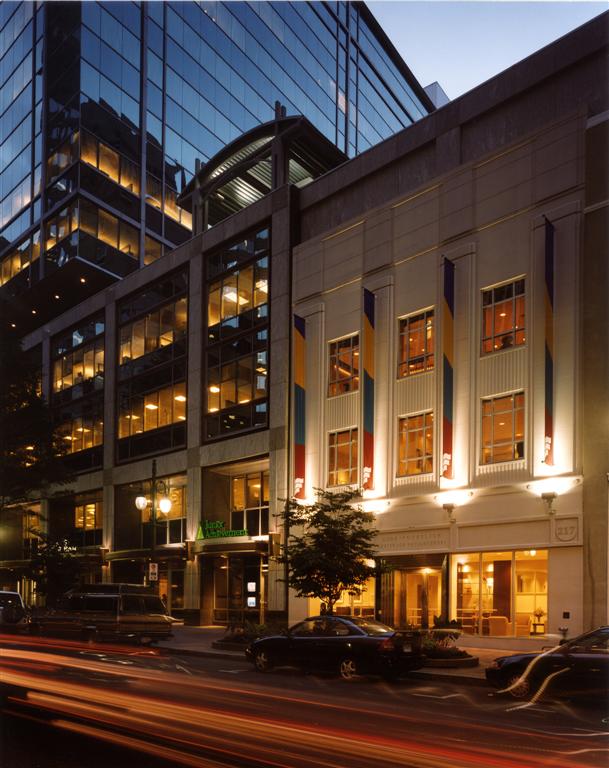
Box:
[196,520,248,541]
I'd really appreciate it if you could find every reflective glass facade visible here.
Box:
[0,1,431,329]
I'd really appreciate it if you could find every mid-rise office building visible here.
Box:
[2,9,606,644]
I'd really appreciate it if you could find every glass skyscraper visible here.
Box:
[0,1,432,331]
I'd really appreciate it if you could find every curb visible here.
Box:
[410,670,489,687]
[159,645,490,686]
[160,646,245,662]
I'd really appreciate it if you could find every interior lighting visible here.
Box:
[209,385,220,393]
[54,294,60,300]
[80,277,86,283]
[25,445,34,451]
[10,323,16,328]
[31,309,37,315]
[145,403,158,410]
[174,395,187,402]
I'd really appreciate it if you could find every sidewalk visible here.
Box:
[157,625,518,686]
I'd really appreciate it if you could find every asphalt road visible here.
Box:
[1,635,607,768]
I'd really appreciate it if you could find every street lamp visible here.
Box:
[134,459,172,551]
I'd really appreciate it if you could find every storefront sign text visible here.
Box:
[196,520,248,540]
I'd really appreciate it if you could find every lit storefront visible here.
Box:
[451,549,548,637]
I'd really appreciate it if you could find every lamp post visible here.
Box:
[135,459,172,555]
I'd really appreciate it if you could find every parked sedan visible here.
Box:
[486,626,609,702]
[0,591,29,632]
[245,615,425,680]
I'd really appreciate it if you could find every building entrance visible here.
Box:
[379,554,447,628]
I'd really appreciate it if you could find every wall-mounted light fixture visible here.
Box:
[541,491,557,515]
[443,502,456,523]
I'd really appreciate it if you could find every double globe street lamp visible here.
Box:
[134,459,172,553]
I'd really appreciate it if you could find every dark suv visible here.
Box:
[32,584,174,644]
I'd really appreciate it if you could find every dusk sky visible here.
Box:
[369,1,608,99]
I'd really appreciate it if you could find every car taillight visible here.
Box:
[379,638,395,651]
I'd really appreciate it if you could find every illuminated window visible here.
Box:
[328,335,359,396]
[45,200,78,251]
[80,130,140,195]
[164,186,192,230]
[397,412,433,476]
[53,340,104,394]
[0,233,39,287]
[144,236,162,265]
[119,298,187,365]
[328,428,358,486]
[205,230,269,440]
[75,501,102,531]
[118,381,186,438]
[207,257,268,334]
[58,406,104,454]
[398,309,434,377]
[231,471,270,536]
[481,392,525,464]
[481,279,525,354]
[77,200,139,259]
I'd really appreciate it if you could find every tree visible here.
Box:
[280,488,379,615]
[0,315,74,600]
[26,533,82,606]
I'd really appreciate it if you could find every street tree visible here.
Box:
[280,488,379,615]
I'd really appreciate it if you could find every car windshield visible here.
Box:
[344,617,394,636]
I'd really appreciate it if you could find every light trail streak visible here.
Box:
[1,643,604,768]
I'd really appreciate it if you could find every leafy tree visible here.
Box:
[280,488,379,615]
[0,315,74,601]
[26,533,82,606]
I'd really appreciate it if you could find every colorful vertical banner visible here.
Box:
[293,315,306,498]
[544,217,555,465]
[362,289,375,490]
[442,258,455,479]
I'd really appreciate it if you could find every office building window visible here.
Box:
[117,269,188,460]
[328,335,359,396]
[80,130,140,195]
[398,309,434,377]
[75,499,102,533]
[481,278,525,354]
[47,131,79,184]
[231,471,270,536]
[45,200,78,251]
[118,381,186,438]
[397,412,433,476]
[119,297,187,366]
[205,228,269,440]
[52,314,105,401]
[328,428,358,486]
[57,399,104,454]
[79,199,139,259]
[481,392,525,464]
[207,257,268,340]
[53,339,104,394]
[0,232,40,287]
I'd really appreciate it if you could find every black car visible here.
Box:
[245,615,425,681]
[486,626,609,702]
